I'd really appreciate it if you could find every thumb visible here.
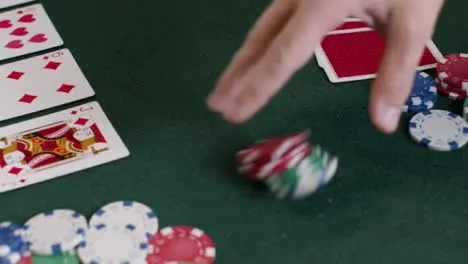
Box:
[370,19,434,134]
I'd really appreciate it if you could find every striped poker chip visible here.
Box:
[409,109,468,151]
[89,201,159,240]
[146,226,215,264]
[265,146,339,199]
[16,256,32,264]
[235,130,310,165]
[0,222,28,264]
[436,53,468,89]
[237,142,311,180]
[24,209,88,255]
[77,224,148,264]
[436,82,467,100]
[402,71,437,113]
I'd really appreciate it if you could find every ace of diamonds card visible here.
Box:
[0,4,63,60]
[0,101,130,193]
[0,48,95,121]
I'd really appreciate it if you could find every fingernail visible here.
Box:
[377,102,401,132]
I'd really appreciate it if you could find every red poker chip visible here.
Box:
[238,142,312,180]
[146,226,216,264]
[436,82,467,100]
[437,77,468,94]
[16,256,32,264]
[436,53,468,89]
[235,130,309,165]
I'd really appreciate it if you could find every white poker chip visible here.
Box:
[409,109,468,151]
[24,209,88,254]
[293,154,338,199]
[89,201,159,239]
[77,224,148,264]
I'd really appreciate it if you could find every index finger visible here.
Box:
[224,0,352,123]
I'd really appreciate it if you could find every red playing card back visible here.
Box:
[320,30,437,79]
[332,21,369,31]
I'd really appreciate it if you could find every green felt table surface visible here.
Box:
[1,0,468,263]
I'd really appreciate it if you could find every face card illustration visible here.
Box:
[315,29,442,83]
[0,101,130,193]
[0,4,63,61]
[0,0,34,9]
[0,48,95,121]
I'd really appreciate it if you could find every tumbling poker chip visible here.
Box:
[24,209,88,254]
[237,142,311,180]
[436,53,468,89]
[89,200,159,240]
[146,226,216,264]
[77,224,148,264]
[409,109,468,151]
[0,222,28,264]
[265,147,338,199]
[235,130,310,165]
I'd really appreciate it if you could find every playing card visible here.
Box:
[317,20,371,67]
[0,101,130,193]
[0,4,63,60]
[0,48,95,121]
[315,29,442,83]
[0,0,34,9]
[330,20,370,33]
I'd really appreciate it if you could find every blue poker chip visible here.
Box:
[402,71,438,113]
[0,222,28,264]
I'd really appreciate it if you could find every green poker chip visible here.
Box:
[32,253,79,264]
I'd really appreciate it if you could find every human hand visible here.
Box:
[207,0,445,133]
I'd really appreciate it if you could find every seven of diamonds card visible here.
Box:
[0,48,95,121]
[0,4,63,60]
[0,101,130,193]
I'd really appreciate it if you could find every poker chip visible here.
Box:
[31,253,79,264]
[402,71,437,113]
[89,200,159,240]
[0,222,28,264]
[436,53,468,89]
[437,75,468,91]
[436,82,467,100]
[464,99,468,121]
[409,109,468,151]
[77,224,148,264]
[15,256,32,264]
[237,142,311,180]
[146,226,215,264]
[24,209,88,254]
[265,147,338,199]
[235,130,309,165]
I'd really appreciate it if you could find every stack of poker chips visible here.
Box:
[401,71,438,113]
[435,53,468,102]
[0,201,216,264]
[0,222,29,264]
[236,131,339,199]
